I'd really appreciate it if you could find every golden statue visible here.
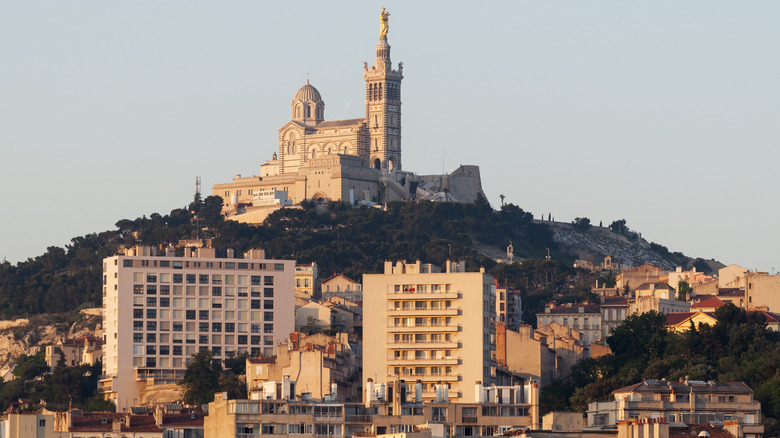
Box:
[380,8,390,38]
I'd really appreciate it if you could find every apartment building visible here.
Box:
[363,260,497,403]
[206,380,538,438]
[101,245,294,411]
[496,284,522,331]
[587,379,763,438]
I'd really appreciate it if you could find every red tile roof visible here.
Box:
[692,297,726,309]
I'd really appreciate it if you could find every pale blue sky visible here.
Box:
[2,2,779,272]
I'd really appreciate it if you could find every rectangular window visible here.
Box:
[146,333,156,343]
[199,310,209,320]
[159,297,170,307]
[212,286,222,296]
[251,324,261,333]
[264,288,274,297]
[186,310,196,320]
[173,261,183,270]
[147,285,157,295]
[264,300,274,310]
[251,336,261,345]
[186,274,196,284]
[264,276,274,286]
[146,297,157,307]
[146,357,156,367]
[212,323,222,332]
[199,274,209,284]
[146,309,157,319]
[134,309,143,318]
[123,259,133,267]
[146,345,156,355]
[264,324,273,333]
[238,335,248,345]
[225,323,235,333]
[264,312,274,322]
[173,345,182,355]
[160,285,170,295]
[199,322,209,332]
[251,300,261,309]
[146,274,157,283]
[173,322,183,332]
[133,285,144,295]
[173,273,183,284]
[146,321,157,331]
[274,263,284,271]
[251,276,262,286]
[133,333,143,342]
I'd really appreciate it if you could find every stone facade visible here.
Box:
[213,11,485,222]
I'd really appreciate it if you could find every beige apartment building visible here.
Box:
[101,245,294,411]
[363,260,497,403]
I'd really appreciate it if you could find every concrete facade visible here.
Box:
[363,260,497,403]
[101,245,295,411]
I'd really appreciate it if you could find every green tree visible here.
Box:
[609,219,628,234]
[677,281,691,301]
[179,351,222,406]
[572,217,591,232]
[13,351,48,380]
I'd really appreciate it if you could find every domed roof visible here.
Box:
[294,79,322,102]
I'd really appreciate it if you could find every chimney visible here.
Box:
[227,248,235,258]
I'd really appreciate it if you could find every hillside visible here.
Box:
[0,196,717,321]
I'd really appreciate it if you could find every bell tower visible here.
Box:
[364,8,403,172]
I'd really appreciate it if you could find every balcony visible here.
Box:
[387,290,460,299]
[388,357,460,366]
[387,324,460,333]
[388,308,460,316]
[388,341,458,349]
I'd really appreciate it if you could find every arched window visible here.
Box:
[305,106,311,118]
[378,83,382,100]
[373,158,381,169]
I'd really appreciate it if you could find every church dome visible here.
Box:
[294,80,322,103]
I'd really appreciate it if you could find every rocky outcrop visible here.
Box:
[0,310,101,379]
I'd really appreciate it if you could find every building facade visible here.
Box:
[212,10,485,222]
[363,261,497,403]
[587,379,763,438]
[101,245,294,411]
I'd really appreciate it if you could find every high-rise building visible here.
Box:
[363,260,497,403]
[100,245,294,411]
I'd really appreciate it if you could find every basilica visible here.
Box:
[213,11,484,223]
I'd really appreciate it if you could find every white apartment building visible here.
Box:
[363,260,497,403]
[101,245,294,411]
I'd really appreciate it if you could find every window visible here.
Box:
[146,345,156,355]
[146,297,157,307]
[173,274,183,284]
[199,323,209,332]
[160,285,170,295]
[186,274,196,284]
[133,309,143,318]
[146,321,157,331]
[147,274,157,283]
[133,333,143,342]
[212,323,222,332]
[123,259,133,267]
[146,309,156,319]
[134,321,143,331]
[173,345,182,355]
[264,276,274,286]
[199,274,209,284]
[264,312,274,322]
[199,310,209,320]
[251,300,261,309]
[264,300,274,310]
[225,323,235,333]
[251,276,262,285]
[160,297,170,307]
[173,323,183,332]
[186,310,196,320]
[238,335,248,345]
[264,288,274,298]
[134,285,144,295]
[160,345,170,355]
[264,324,274,333]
